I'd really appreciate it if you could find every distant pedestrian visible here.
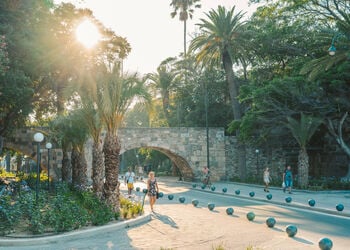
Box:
[124,167,135,197]
[138,165,144,179]
[283,165,293,194]
[263,167,271,192]
[147,171,159,212]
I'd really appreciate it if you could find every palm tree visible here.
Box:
[74,81,105,199]
[146,57,179,126]
[98,64,151,212]
[189,5,248,178]
[170,0,201,57]
[285,113,323,188]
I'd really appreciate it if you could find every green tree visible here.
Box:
[147,57,179,126]
[285,113,323,188]
[170,0,201,57]
[189,5,248,178]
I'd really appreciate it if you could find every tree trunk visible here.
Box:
[71,147,88,188]
[183,20,187,57]
[222,50,246,179]
[71,148,79,186]
[298,147,309,189]
[103,132,121,213]
[92,140,104,199]
[61,149,71,182]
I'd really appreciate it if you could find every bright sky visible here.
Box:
[56,0,256,74]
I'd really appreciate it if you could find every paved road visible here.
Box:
[1,178,349,250]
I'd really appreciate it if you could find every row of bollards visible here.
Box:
[191,184,345,212]
[166,192,334,250]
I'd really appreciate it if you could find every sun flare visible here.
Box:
[75,19,101,48]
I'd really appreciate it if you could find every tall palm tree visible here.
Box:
[98,64,151,212]
[285,113,323,188]
[189,5,248,178]
[170,0,201,57]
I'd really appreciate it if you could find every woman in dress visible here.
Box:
[147,171,159,212]
[263,168,272,192]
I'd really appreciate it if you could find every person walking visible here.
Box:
[147,171,159,212]
[263,167,271,192]
[124,167,135,197]
[283,165,293,194]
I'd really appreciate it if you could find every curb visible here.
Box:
[0,213,151,247]
[187,183,350,218]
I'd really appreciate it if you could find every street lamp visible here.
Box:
[33,132,44,203]
[45,142,52,191]
[255,149,260,176]
[204,82,210,170]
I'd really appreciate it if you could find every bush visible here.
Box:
[120,197,143,219]
[0,181,116,236]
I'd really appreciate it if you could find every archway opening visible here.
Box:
[120,147,194,181]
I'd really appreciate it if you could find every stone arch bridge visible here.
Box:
[3,127,239,181]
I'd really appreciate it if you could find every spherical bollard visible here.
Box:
[285,196,292,203]
[158,192,164,198]
[266,193,272,200]
[246,211,255,221]
[235,190,240,195]
[226,207,234,215]
[222,187,227,193]
[192,183,197,188]
[142,188,148,194]
[211,186,216,191]
[318,237,333,250]
[336,203,344,212]
[201,184,206,189]
[308,199,316,207]
[266,217,276,228]
[249,191,255,197]
[286,225,298,237]
[192,199,199,207]
[136,187,140,192]
[179,196,186,203]
[207,203,215,211]
[168,194,174,200]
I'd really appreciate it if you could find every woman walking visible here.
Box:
[147,171,159,212]
[263,168,271,192]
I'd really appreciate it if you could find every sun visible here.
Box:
[75,19,101,48]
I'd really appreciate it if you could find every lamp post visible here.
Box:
[34,132,44,203]
[45,142,52,191]
[255,149,260,176]
[205,81,210,170]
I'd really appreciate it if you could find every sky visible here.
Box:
[56,0,256,74]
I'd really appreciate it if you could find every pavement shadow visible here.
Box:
[152,212,179,229]
[292,236,314,245]
[270,227,284,233]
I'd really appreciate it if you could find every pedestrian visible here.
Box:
[124,167,135,197]
[263,167,271,192]
[138,165,144,179]
[147,171,159,212]
[283,165,293,194]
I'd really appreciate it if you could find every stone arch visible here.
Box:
[121,145,194,181]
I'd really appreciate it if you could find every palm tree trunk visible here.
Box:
[222,50,246,179]
[92,140,104,199]
[103,132,121,213]
[298,147,309,189]
[71,147,88,188]
[61,149,71,182]
[183,20,187,57]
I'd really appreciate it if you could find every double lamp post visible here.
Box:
[33,132,52,203]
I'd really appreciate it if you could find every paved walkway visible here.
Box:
[0,177,349,249]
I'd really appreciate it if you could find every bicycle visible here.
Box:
[201,174,212,189]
